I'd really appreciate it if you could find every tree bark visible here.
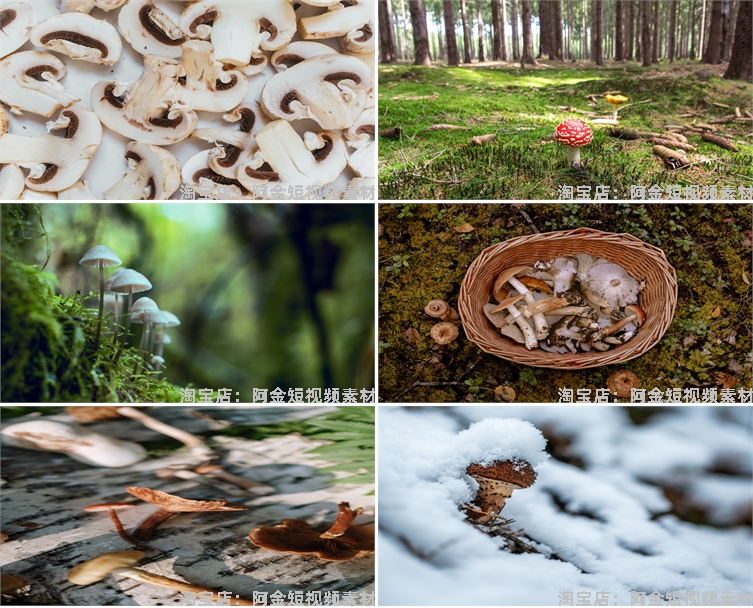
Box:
[379,0,398,63]
[460,0,473,62]
[642,0,652,66]
[500,0,509,59]
[667,0,676,62]
[491,0,503,59]
[581,0,588,60]
[435,1,446,60]
[520,0,537,64]
[721,0,738,60]
[567,0,574,59]
[443,0,461,65]
[700,0,708,55]
[723,0,752,81]
[409,0,432,65]
[651,0,660,62]
[702,0,724,63]
[476,0,486,61]
[553,0,564,59]
[615,0,624,60]
[539,0,550,58]
[626,0,635,60]
[591,0,603,64]
[399,0,410,59]
[511,0,520,59]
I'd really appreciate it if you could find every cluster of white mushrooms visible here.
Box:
[0,0,374,200]
[484,254,647,354]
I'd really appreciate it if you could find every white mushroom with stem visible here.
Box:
[103,267,126,343]
[111,269,152,361]
[149,310,180,366]
[489,293,538,349]
[492,265,549,341]
[79,245,121,353]
[129,298,168,375]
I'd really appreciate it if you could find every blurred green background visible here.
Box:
[2,203,374,402]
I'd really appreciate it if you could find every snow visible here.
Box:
[378,406,753,606]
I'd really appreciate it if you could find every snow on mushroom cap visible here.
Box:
[554,118,593,147]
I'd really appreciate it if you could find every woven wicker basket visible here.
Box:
[458,227,677,370]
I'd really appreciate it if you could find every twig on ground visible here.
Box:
[518,208,540,233]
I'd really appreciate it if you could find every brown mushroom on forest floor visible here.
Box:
[249,502,374,561]
[424,300,458,322]
[464,460,537,525]
[126,487,248,541]
[606,370,640,398]
[430,322,459,345]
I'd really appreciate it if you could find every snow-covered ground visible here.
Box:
[378,406,752,606]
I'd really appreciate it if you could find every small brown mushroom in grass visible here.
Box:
[67,550,256,605]
[249,502,373,561]
[126,487,248,541]
[424,300,458,322]
[607,370,640,398]
[464,460,537,525]
[84,503,151,551]
[430,322,459,345]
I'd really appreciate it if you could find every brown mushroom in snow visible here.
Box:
[126,487,248,541]
[0,107,102,193]
[298,0,374,53]
[68,550,256,605]
[118,0,186,58]
[0,52,80,117]
[465,460,537,524]
[430,322,459,345]
[606,370,640,397]
[91,55,198,145]
[0,3,37,59]
[104,142,181,201]
[493,266,549,341]
[249,502,374,561]
[30,13,122,65]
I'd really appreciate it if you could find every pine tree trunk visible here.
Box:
[460,0,473,62]
[491,0,503,59]
[399,0,410,59]
[567,0,574,59]
[668,0,677,62]
[500,0,509,59]
[581,0,588,60]
[642,0,652,65]
[409,0,432,65]
[435,1,446,60]
[702,0,724,63]
[723,0,751,80]
[379,0,398,63]
[553,0,564,59]
[520,0,538,64]
[444,0,461,65]
[511,0,520,59]
[591,0,603,64]
[700,0,708,55]
[615,0,624,60]
[539,0,550,58]
[651,0,660,62]
[476,0,486,61]
[626,0,635,60]
[721,0,738,60]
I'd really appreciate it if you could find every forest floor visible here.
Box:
[378,60,753,200]
[378,202,752,403]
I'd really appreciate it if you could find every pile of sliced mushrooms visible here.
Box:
[0,0,374,200]
[484,254,647,354]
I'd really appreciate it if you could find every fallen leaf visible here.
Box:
[429,356,444,369]
[714,371,738,389]
[470,133,496,145]
[454,222,474,233]
[725,329,737,344]
[728,359,744,374]
[494,385,516,402]
[712,306,722,318]
[378,223,384,237]
[743,270,750,285]
[403,328,419,344]
[742,230,752,248]
[682,336,697,348]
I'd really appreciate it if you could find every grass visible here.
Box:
[378,60,753,200]
[378,202,753,403]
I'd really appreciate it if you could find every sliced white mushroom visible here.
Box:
[345,107,374,149]
[58,180,95,199]
[347,141,375,178]
[0,106,102,192]
[236,120,347,196]
[182,150,249,200]
[270,40,337,71]
[0,106,8,136]
[0,164,26,200]
[261,53,372,130]
[0,3,37,59]
[0,51,80,117]
[341,176,374,200]
[30,13,122,65]
[192,103,269,179]
[118,0,186,58]
[19,188,57,199]
[180,1,297,67]
[60,0,127,14]
[91,55,198,145]
[299,0,374,53]
[104,142,181,201]
[177,40,248,113]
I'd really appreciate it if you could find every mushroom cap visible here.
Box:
[79,245,122,268]
[430,322,459,345]
[493,265,531,293]
[587,263,639,308]
[66,406,122,422]
[129,297,159,322]
[160,311,181,327]
[110,269,152,294]
[117,0,186,58]
[249,519,374,562]
[606,370,640,397]
[125,487,248,513]
[104,141,182,201]
[490,292,527,314]
[624,304,646,327]
[0,3,38,60]
[84,502,135,512]
[30,12,122,65]
[554,118,593,147]
[425,300,450,318]
[466,460,537,489]
[605,94,628,105]
[68,550,144,585]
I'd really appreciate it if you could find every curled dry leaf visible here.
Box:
[712,306,722,318]
[471,134,496,145]
[403,328,419,345]
[714,371,738,389]
[494,385,516,402]
[454,222,474,233]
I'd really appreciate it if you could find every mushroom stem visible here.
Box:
[132,322,149,375]
[115,407,205,449]
[566,146,581,167]
[112,293,120,344]
[104,508,151,551]
[114,290,134,364]
[320,502,363,539]
[130,509,175,542]
[95,263,105,353]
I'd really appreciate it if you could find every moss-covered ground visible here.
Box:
[379,61,753,200]
[378,203,752,403]
[1,205,182,402]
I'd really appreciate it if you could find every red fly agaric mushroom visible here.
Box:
[79,245,121,353]
[464,460,537,524]
[249,502,374,561]
[126,487,248,541]
[67,550,256,605]
[606,370,640,398]
[83,503,149,550]
[554,118,593,169]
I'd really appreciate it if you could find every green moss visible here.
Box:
[378,62,753,200]
[1,205,182,403]
[378,203,753,403]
